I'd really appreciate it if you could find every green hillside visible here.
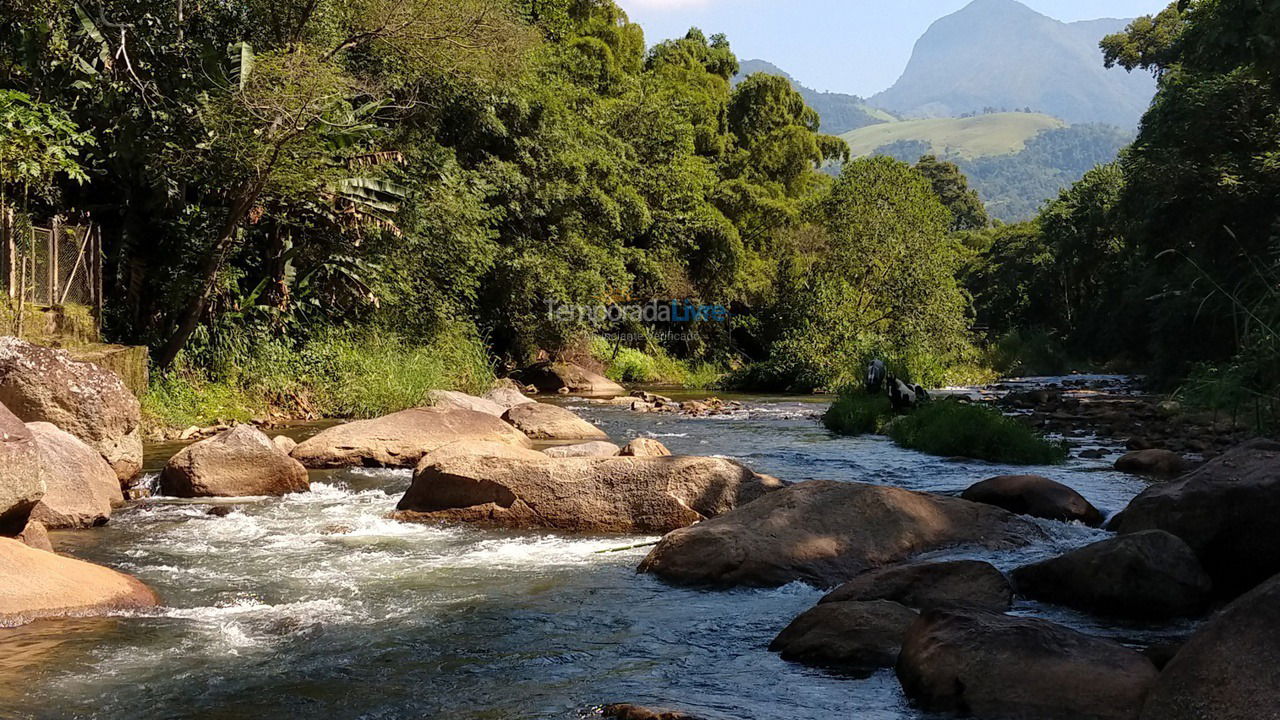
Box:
[840,112,1065,160]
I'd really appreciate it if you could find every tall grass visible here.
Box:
[589,336,724,389]
[885,399,1068,465]
[143,325,495,429]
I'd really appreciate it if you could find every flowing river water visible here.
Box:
[0,383,1193,719]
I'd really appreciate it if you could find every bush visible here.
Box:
[885,399,1068,465]
[823,390,893,435]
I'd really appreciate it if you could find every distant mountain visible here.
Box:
[870,0,1155,127]
[733,59,894,135]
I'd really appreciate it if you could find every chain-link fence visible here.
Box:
[1,213,102,314]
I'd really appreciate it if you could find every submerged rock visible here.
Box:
[0,337,143,482]
[501,402,609,441]
[820,560,1013,612]
[1139,571,1280,720]
[541,441,620,458]
[28,422,124,529]
[427,389,506,417]
[601,704,700,720]
[290,407,532,469]
[0,401,44,536]
[161,424,310,498]
[770,600,918,673]
[1108,438,1280,598]
[895,609,1158,720]
[514,361,625,397]
[395,441,780,533]
[637,479,1039,588]
[961,474,1105,527]
[0,537,161,627]
[1115,449,1187,477]
[619,438,672,457]
[1012,530,1213,620]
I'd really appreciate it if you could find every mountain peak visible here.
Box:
[870,2,1155,127]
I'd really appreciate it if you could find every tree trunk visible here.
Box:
[154,183,260,369]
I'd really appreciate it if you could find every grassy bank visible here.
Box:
[143,326,495,430]
[589,336,724,389]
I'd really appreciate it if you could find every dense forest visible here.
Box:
[0,0,1276,432]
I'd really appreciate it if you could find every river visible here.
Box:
[0,384,1190,719]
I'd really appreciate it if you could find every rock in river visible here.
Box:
[427,389,506,417]
[1115,448,1188,478]
[290,407,533,469]
[1138,570,1280,720]
[28,421,124,529]
[769,599,918,673]
[637,479,1039,588]
[394,441,781,533]
[0,537,160,627]
[620,438,672,457]
[961,474,1105,527]
[501,402,609,441]
[820,560,1013,612]
[895,609,1158,720]
[0,401,44,536]
[0,337,143,482]
[161,424,310,498]
[1108,438,1280,598]
[514,361,625,397]
[1011,530,1213,620]
[541,441,621,458]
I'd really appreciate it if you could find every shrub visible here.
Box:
[885,399,1068,465]
[823,390,893,436]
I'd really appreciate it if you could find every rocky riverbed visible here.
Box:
[0,366,1276,720]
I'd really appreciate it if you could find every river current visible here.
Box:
[0,385,1186,720]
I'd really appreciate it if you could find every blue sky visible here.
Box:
[614,0,1170,97]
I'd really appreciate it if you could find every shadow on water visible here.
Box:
[3,387,1173,720]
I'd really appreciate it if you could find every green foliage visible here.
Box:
[144,325,495,428]
[589,335,724,388]
[748,156,973,392]
[914,154,988,231]
[822,390,892,436]
[886,399,1068,465]
[844,113,1065,160]
[0,90,92,196]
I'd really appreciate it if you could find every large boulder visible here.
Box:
[290,407,533,469]
[1139,571,1280,720]
[542,441,621,458]
[394,442,781,533]
[820,560,1013,612]
[1108,439,1280,598]
[483,384,536,410]
[637,480,1039,588]
[769,600,918,674]
[0,537,160,627]
[16,519,52,552]
[896,609,1159,720]
[161,424,310,498]
[427,390,505,417]
[1116,449,1188,478]
[501,402,609,441]
[620,438,672,457]
[0,337,142,482]
[961,474,1105,527]
[28,422,124,529]
[1012,530,1213,620]
[515,361,625,397]
[0,402,43,536]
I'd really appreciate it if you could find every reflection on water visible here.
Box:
[1,389,1170,720]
